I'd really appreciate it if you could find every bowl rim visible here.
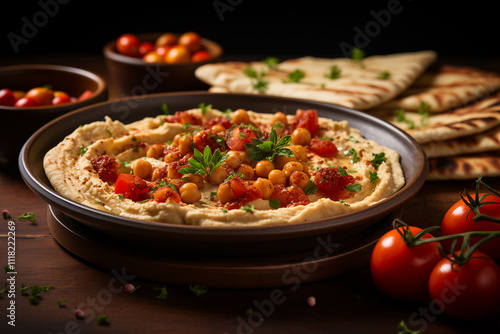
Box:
[103,32,223,67]
[0,63,107,111]
[19,91,427,240]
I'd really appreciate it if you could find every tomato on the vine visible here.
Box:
[441,193,500,261]
[116,33,140,58]
[428,251,500,320]
[370,226,442,301]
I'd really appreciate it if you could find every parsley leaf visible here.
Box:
[369,171,379,183]
[189,285,208,296]
[263,57,279,69]
[269,199,281,209]
[79,147,88,155]
[345,148,359,163]
[417,102,431,127]
[243,65,269,92]
[304,180,318,195]
[325,65,341,79]
[240,205,255,214]
[198,102,212,115]
[97,315,110,325]
[351,47,365,67]
[371,152,387,168]
[346,184,362,193]
[18,212,36,222]
[27,285,55,305]
[283,69,305,83]
[154,286,168,300]
[377,71,391,79]
[178,146,228,176]
[397,320,421,334]
[244,127,294,162]
[57,299,68,308]
[395,109,416,129]
[347,136,358,143]
[161,103,169,115]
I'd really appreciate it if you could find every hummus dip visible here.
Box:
[44,106,405,227]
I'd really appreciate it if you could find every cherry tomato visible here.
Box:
[114,173,150,202]
[138,41,154,57]
[116,33,140,57]
[192,50,211,62]
[25,87,53,106]
[155,32,178,48]
[294,109,319,136]
[165,45,191,64]
[370,226,442,301]
[77,90,93,101]
[226,126,257,151]
[309,138,338,158]
[0,89,16,106]
[428,251,500,320]
[14,97,39,107]
[143,51,163,63]
[178,32,203,53]
[441,193,500,261]
[51,91,70,105]
[270,184,310,208]
[155,45,172,57]
[314,167,355,201]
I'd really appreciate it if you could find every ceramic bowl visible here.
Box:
[103,33,223,97]
[0,64,107,171]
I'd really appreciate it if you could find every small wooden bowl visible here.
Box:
[0,64,107,171]
[103,33,223,97]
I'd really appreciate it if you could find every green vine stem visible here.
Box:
[460,176,500,224]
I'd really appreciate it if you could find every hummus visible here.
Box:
[44,107,405,227]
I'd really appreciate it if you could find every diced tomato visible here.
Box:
[204,116,232,129]
[314,167,355,201]
[226,126,257,151]
[165,111,202,125]
[309,138,338,158]
[226,185,263,210]
[114,173,151,202]
[270,184,310,208]
[294,109,319,136]
[77,90,94,101]
[153,185,181,204]
[91,155,120,183]
[193,129,225,152]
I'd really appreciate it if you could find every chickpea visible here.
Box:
[164,151,181,163]
[181,173,204,189]
[179,182,201,203]
[288,145,308,161]
[209,166,227,185]
[172,134,182,147]
[282,161,304,178]
[254,178,274,200]
[255,160,275,178]
[275,155,298,170]
[232,109,250,125]
[178,136,193,155]
[224,151,243,169]
[217,182,235,203]
[133,159,152,179]
[291,128,311,146]
[289,171,310,189]
[237,164,255,180]
[211,124,226,133]
[167,166,181,179]
[268,169,287,185]
[147,143,165,159]
[271,112,288,126]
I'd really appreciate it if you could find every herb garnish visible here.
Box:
[27,285,55,305]
[244,127,294,162]
[178,146,228,176]
[161,103,169,115]
[154,286,168,300]
[284,69,305,83]
[346,184,362,193]
[18,212,36,222]
[369,171,379,183]
[345,148,359,163]
[241,205,255,214]
[351,47,365,68]
[97,315,110,325]
[347,136,358,143]
[304,180,318,195]
[79,147,88,155]
[370,152,387,168]
[198,102,212,115]
[377,71,391,79]
[263,57,279,69]
[396,109,416,129]
[243,65,269,92]
[417,102,431,126]
[189,285,208,296]
[325,65,341,79]
[57,299,68,308]
[269,199,281,209]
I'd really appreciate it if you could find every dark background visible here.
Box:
[1,0,499,61]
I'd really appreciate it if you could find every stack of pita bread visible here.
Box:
[195,52,500,180]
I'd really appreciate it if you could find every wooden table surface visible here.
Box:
[1,55,500,334]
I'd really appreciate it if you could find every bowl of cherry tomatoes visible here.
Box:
[103,32,223,96]
[0,64,107,171]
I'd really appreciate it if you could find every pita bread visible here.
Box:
[369,90,500,144]
[195,51,437,110]
[427,151,500,180]
[377,65,500,113]
[423,126,500,158]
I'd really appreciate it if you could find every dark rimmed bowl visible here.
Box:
[103,33,223,97]
[19,92,427,256]
[0,64,107,170]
